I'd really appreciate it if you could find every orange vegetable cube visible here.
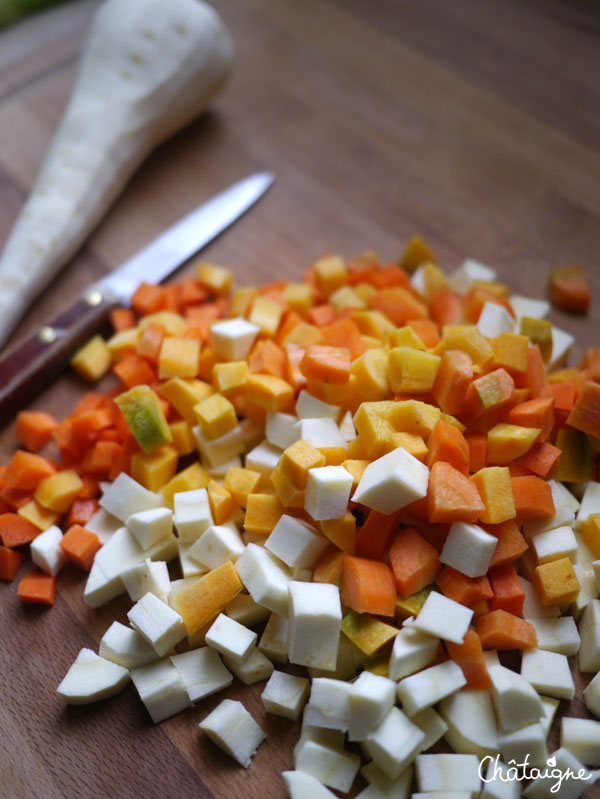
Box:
[532,557,580,606]
[17,571,56,605]
[172,561,243,634]
[15,411,58,452]
[476,609,537,649]
[244,493,284,535]
[60,525,102,571]
[223,467,261,508]
[300,345,351,384]
[389,527,440,598]
[0,545,23,581]
[428,461,485,524]
[469,466,515,524]
[341,555,396,617]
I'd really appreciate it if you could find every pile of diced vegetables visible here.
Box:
[1,243,600,798]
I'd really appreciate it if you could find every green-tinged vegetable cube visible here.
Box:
[115,385,172,453]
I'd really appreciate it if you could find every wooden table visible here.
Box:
[1,1,599,797]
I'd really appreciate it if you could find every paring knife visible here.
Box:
[0,171,274,419]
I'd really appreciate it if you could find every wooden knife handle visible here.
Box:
[0,290,117,420]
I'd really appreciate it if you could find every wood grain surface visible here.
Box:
[1,1,600,797]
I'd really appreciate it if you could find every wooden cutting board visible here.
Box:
[1,1,599,797]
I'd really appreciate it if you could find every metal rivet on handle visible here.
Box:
[83,289,103,307]
[38,326,57,344]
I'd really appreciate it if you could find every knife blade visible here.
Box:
[0,171,274,420]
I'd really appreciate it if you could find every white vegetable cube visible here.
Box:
[485,656,544,731]
[439,689,499,759]
[297,417,348,451]
[441,522,497,578]
[584,670,600,718]
[121,558,170,603]
[265,514,329,568]
[447,257,496,294]
[245,440,282,486]
[532,525,578,564]
[99,621,159,669]
[261,670,310,720]
[571,563,598,621]
[282,771,337,799]
[339,410,357,442]
[415,753,481,795]
[126,506,173,550]
[412,591,473,644]
[225,592,270,626]
[539,695,560,740]
[359,762,413,799]
[130,658,190,723]
[258,612,288,662]
[575,481,600,530]
[173,488,213,542]
[304,677,353,731]
[288,580,342,670]
[188,523,245,570]
[364,706,425,779]
[499,722,548,767]
[305,465,353,521]
[100,472,163,522]
[30,524,64,576]
[199,698,266,767]
[235,543,292,616]
[84,560,123,608]
[477,302,515,338]
[396,660,466,716]
[266,411,299,449]
[178,539,206,579]
[523,479,579,537]
[85,508,121,544]
[549,325,575,369]
[193,423,245,468]
[481,759,521,799]
[294,739,360,793]
[411,707,449,752]
[388,625,439,681]
[579,599,600,672]
[519,575,560,619]
[561,717,600,766]
[521,648,575,700]
[296,391,341,422]
[127,591,186,657]
[352,446,429,514]
[510,294,550,321]
[210,317,260,361]
[205,613,257,665]
[56,648,129,705]
[170,646,232,703]
[348,671,396,741]
[223,647,274,685]
[529,616,581,655]
[522,747,591,798]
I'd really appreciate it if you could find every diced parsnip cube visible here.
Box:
[347,671,396,741]
[100,473,163,522]
[305,465,353,521]
[296,391,341,422]
[578,599,600,672]
[170,646,232,703]
[304,677,353,731]
[339,410,357,442]
[561,718,600,767]
[548,325,575,370]
[99,621,159,669]
[258,612,288,662]
[127,591,186,657]
[499,721,548,768]
[188,523,245,570]
[411,591,473,644]
[225,592,270,626]
[131,658,190,723]
[266,411,300,450]
[308,633,358,681]
[126,507,173,550]
[571,562,599,620]
[397,660,466,717]
[173,488,213,542]
[532,525,578,564]
[520,648,575,700]
[358,762,413,799]
[261,670,310,720]
[411,707,448,752]
[519,576,561,619]
[30,524,64,576]
[223,646,274,685]
[575,481,600,530]
[193,423,245,468]
[265,514,329,569]
[439,689,499,759]
[56,648,130,705]
[440,522,498,578]
[414,753,482,795]
[294,739,360,793]
[584,671,600,718]
[205,613,256,665]
[281,771,338,799]
[510,294,550,321]
[484,655,544,731]
[388,625,438,681]
[364,706,425,780]
[352,446,429,514]
[121,558,170,603]
[539,695,560,740]
[522,747,591,798]
[529,616,581,655]
[477,302,515,338]
[85,508,121,544]
[245,440,282,485]
[84,560,123,608]
[210,317,260,362]
[199,698,266,767]
[297,417,348,454]
[447,258,496,294]
[480,759,521,799]
[288,580,342,671]
[235,543,293,616]
[178,539,206,579]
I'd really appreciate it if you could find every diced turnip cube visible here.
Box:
[477,302,515,338]
[266,514,329,568]
[188,523,245,570]
[170,646,232,703]
[347,671,396,740]
[352,446,429,514]
[126,506,173,550]
[30,524,64,576]
[235,543,292,616]
[266,411,300,449]
[199,698,266,767]
[223,647,274,685]
[294,739,360,793]
[173,488,213,542]
[521,648,575,700]
[485,655,544,731]
[131,657,190,723]
[388,626,439,680]
[397,660,466,716]
[281,771,337,799]
[529,616,581,655]
[414,753,481,795]
[57,648,129,705]
[205,613,257,665]
[100,473,163,522]
[522,747,592,798]
[99,621,159,669]
[440,522,498,578]
[561,718,600,767]
[127,591,186,657]
[439,689,499,759]
[288,581,342,671]
[364,706,425,780]
[261,671,310,720]
[305,465,353,521]
[447,258,496,294]
[412,591,473,644]
[304,677,353,731]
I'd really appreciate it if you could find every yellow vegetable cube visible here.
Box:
[246,374,294,412]
[399,235,436,274]
[158,338,200,380]
[197,346,218,382]
[470,466,516,524]
[352,349,389,402]
[419,262,448,301]
[387,347,441,394]
[281,322,322,348]
[329,285,366,312]
[71,335,112,382]
[533,557,580,607]
[352,310,395,341]
[34,470,83,512]
[195,261,233,295]
[487,423,541,464]
[434,327,494,366]
[212,361,249,398]
[391,400,441,440]
[138,311,187,337]
[395,585,433,620]
[244,493,285,535]
[130,446,178,492]
[354,282,377,305]
[353,401,397,459]
[172,560,243,634]
[520,317,553,361]
[271,465,305,508]
[158,378,212,424]
[18,500,60,531]
[169,420,196,456]
[491,333,529,374]
[313,254,347,296]
[320,511,356,554]
[223,467,261,507]
[207,480,235,524]
[391,432,428,461]
[341,459,369,491]
[282,283,313,314]
[161,463,211,506]
[388,326,427,351]
[581,513,600,558]
[249,297,283,337]
[229,287,258,318]
[194,393,237,440]
[106,327,140,356]
[279,440,326,488]
[341,611,398,656]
